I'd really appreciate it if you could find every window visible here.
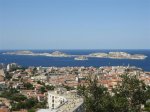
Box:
[52,104,54,109]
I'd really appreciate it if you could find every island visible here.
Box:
[74,56,88,61]
[89,52,147,60]
[3,51,70,57]
[89,53,108,58]
[48,51,68,57]
[3,50,34,55]
[3,51,147,60]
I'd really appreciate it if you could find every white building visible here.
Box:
[47,87,84,112]
[7,63,18,71]
[31,74,47,81]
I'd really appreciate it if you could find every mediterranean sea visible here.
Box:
[0,49,150,71]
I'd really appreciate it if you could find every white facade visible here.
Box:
[7,63,18,71]
[48,92,67,109]
[47,88,84,112]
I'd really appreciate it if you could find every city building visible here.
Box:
[6,63,18,71]
[0,69,5,82]
[47,87,84,112]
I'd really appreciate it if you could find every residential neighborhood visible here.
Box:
[0,63,150,111]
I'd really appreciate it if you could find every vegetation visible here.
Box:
[112,74,149,112]
[40,86,47,94]
[0,88,27,102]
[39,85,54,93]
[11,98,47,111]
[5,71,12,80]
[11,98,37,111]
[45,85,55,90]
[37,80,45,85]
[78,74,150,112]
[32,67,37,75]
[144,102,150,111]
[0,88,47,111]
[24,82,34,90]
[62,85,75,91]
[2,73,150,111]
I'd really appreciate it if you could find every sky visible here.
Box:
[0,0,150,50]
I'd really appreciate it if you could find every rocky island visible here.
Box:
[74,56,88,61]
[3,51,147,60]
[46,51,69,57]
[3,50,34,55]
[89,52,147,60]
[3,51,69,57]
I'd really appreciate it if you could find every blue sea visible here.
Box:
[0,49,150,71]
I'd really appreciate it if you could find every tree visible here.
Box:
[45,85,55,90]
[77,74,150,112]
[37,80,45,86]
[110,93,129,112]
[24,82,34,90]
[40,86,47,93]
[0,88,19,99]
[5,71,12,80]
[113,74,147,112]
[10,94,27,102]
[11,98,38,111]
[144,102,150,111]
[28,109,36,112]
[32,67,37,75]
[77,75,110,112]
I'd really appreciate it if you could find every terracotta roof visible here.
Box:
[0,108,10,112]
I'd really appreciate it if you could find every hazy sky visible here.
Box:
[0,0,150,50]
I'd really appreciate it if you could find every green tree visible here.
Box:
[0,88,19,98]
[110,94,128,112]
[24,82,34,90]
[45,85,55,90]
[10,94,27,102]
[77,74,150,112]
[28,109,36,112]
[32,67,37,75]
[5,71,12,80]
[144,102,150,111]
[112,74,148,112]
[11,98,38,111]
[40,86,47,93]
[78,75,110,112]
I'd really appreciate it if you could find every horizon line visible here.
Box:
[0,49,150,51]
